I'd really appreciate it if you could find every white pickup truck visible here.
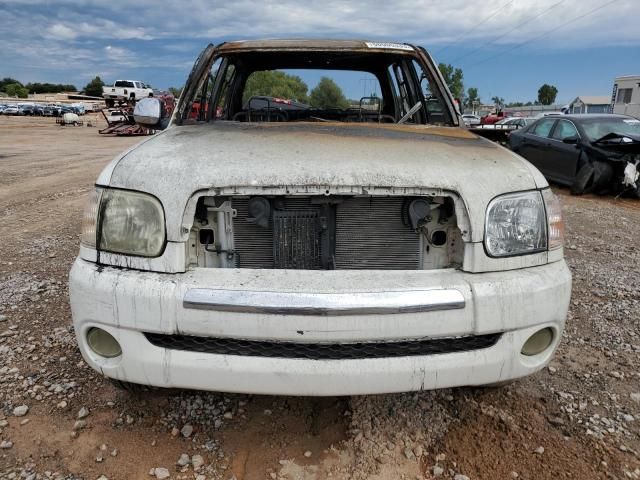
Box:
[71,40,571,396]
[103,80,153,107]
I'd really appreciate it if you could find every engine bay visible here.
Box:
[187,195,464,270]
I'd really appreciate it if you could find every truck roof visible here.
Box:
[217,39,417,54]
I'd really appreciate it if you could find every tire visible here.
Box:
[591,161,614,194]
[109,378,149,394]
[571,163,594,195]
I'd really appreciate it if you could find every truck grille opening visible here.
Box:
[188,195,464,270]
[144,332,502,360]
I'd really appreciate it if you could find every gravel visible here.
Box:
[1,145,639,480]
[12,405,29,417]
[152,467,170,479]
[191,454,204,470]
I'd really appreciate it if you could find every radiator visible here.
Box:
[232,196,421,270]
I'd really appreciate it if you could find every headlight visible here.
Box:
[485,191,547,257]
[81,187,165,257]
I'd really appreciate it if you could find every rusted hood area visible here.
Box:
[103,122,548,242]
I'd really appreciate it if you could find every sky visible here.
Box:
[1,0,639,104]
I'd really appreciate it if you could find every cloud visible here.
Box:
[0,0,638,89]
[46,19,154,40]
[4,0,639,47]
[104,45,136,65]
[47,23,77,40]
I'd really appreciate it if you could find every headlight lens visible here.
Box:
[98,189,165,257]
[542,189,564,250]
[485,191,547,257]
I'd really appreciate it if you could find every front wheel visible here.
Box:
[571,163,594,195]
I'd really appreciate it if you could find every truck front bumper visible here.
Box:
[69,259,571,396]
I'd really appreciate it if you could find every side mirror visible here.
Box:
[133,97,166,129]
[562,135,579,145]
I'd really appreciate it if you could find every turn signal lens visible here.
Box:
[80,188,103,248]
[87,327,122,358]
[521,327,554,356]
[542,189,565,250]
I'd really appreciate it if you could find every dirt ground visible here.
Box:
[0,116,639,480]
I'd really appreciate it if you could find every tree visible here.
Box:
[25,82,76,94]
[309,77,349,109]
[5,83,29,98]
[84,76,105,97]
[537,84,558,105]
[491,96,505,108]
[168,86,183,98]
[438,63,464,101]
[0,77,22,91]
[243,71,309,104]
[465,87,480,110]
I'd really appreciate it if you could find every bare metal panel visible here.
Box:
[335,197,420,270]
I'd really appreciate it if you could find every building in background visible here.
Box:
[503,104,567,117]
[568,96,610,114]
[611,75,640,118]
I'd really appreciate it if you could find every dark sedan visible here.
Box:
[510,114,640,197]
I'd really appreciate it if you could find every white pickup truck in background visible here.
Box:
[103,80,154,107]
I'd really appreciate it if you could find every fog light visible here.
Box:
[521,328,554,356]
[87,328,122,358]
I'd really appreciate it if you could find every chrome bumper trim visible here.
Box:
[183,288,465,316]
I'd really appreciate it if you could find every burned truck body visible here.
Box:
[69,40,571,396]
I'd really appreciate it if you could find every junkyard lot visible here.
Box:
[0,116,639,479]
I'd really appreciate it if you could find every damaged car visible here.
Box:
[509,114,640,197]
[69,40,571,396]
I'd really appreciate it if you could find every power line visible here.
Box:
[448,0,566,64]
[435,0,516,55]
[465,0,622,68]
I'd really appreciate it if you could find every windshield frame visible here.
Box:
[172,42,460,128]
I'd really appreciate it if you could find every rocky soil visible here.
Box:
[0,116,639,479]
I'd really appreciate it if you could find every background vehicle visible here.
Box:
[535,111,564,117]
[56,112,83,126]
[105,109,128,123]
[103,80,154,107]
[461,114,481,126]
[496,117,536,128]
[2,105,19,115]
[480,111,507,125]
[509,114,640,196]
[17,104,36,116]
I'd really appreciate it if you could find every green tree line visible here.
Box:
[241,71,349,109]
[0,77,77,98]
